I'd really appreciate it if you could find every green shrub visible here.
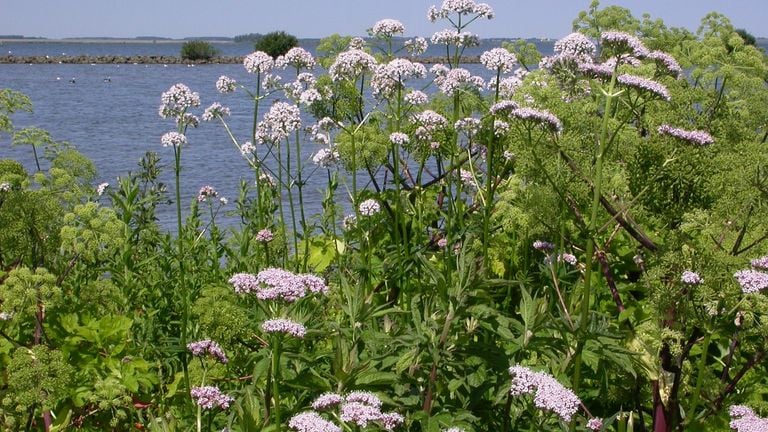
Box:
[254,31,298,58]
[180,40,218,61]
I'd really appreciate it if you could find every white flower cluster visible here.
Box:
[370,19,406,38]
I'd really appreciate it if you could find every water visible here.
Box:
[0,43,525,230]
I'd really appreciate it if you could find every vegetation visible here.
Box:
[2,1,768,431]
[233,32,263,43]
[254,30,298,58]
[180,40,218,61]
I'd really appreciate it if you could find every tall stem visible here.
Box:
[295,129,308,271]
[271,337,283,431]
[573,71,618,395]
[174,143,191,397]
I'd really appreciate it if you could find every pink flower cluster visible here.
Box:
[197,185,218,202]
[509,107,562,133]
[616,74,671,101]
[159,83,200,119]
[190,386,234,410]
[533,240,555,251]
[434,67,485,96]
[160,131,187,148]
[276,47,316,70]
[389,132,410,146]
[428,0,494,21]
[490,100,520,115]
[255,228,274,243]
[729,405,768,432]
[359,199,381,216]
[509,365,581,422]
[202,102,230,121]
[289,412,341,432]
[244,51,274,74]
[600,31,650,59]
[228,268,328,300]
[734,269,768,294]
[430,29,479,48]
[404,37,429,55]
[586,417,603,431]
[305,391,404,431]
[261,318,307,338]
[657,124,714,146]
[187,339,228,363]
[554,33,596,60]
[371,59,427,99]
[413,110,448,141]
[256,102,302,143]
[648,50,682,78]
[312,148,340,168]
[480,48,518,73]
[329,49,377,81]
[216,75,237,93]
[680,271,703,285]
[371,19,406,38]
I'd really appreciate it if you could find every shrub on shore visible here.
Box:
[180,40,218,61]
[254,30,298,58]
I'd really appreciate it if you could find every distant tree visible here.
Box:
[254,31,298,58]
[180,40,218,61]
[234,33,263,43]
[735,28,757,46]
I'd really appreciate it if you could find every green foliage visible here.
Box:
[254,31,298,58]
[572,0,640,37]
[0,266,60,320]
[3,346,74,413]
[233,32,263,43]
[179,40,218,61]
[60,202,126,262]
[0,88,32,134]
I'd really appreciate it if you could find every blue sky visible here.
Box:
[1,0,765,39]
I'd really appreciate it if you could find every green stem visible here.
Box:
[173,142,191,399]
[573,71,618,395]
[688,333,712,421]
[271,337,283,431]
[295,129,308,272]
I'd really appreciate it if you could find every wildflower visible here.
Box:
[459,169,477,190]
[197,185,218,202]
[443,428,465,432]
[431,29,479,48]
[554,32,596,60]
[434,67,484,96]
[289,412,341,432]
[187,339,228,363]
[0,311,13,321]
[493,120,510,137]
[489,75,523,98]
[359,199,381,216]
[371,59,427,99]
[509,107,562,133]
[371,19,405,38]
[219,197,228,205]
[243,51,274,74]
[490,100,520,116]
[681,271,703,285]
[159,83,200,119]
[404,90,428,105]
[255,228,274,243]
[240,141,256,155]
[340,402,382,428]
[177,113,199,128]
[202,102,230,121]
[229,273,259,294]
[404,37,428,55]
[437,238,448,248]
[262,318,307,338]
[648,50,682,78]
[259,172,277,188]
[348,37,365,50]
[509,365,581,422]
[345,391,382,408]
[751,255,768,270]
[579,62,614,80]
[734,269,768,294]
[312,148,340,168]
[0,182,10,192]
[617,74,670,100]
[601,31,649,58]
[480,48,518,73]
[216,75,236,93]
[161,131,187,148]
[262,73,283,90]
[586,418,603,431]
[258,102,302,143]
[533,240,555,251]
[729,405,768,432]
[378,412,404,431]
[558,253,578,265]
[329,49,377,81]
[414,110,448,141]
[276,47,316,70]
[96,182,109,196]
[431,0,494,19]
[190,386,234,410]
[250,267,329,301]
[343,214,357,230]
[389,132,410,145]
[312,393,344,410]
[657,124,714,146]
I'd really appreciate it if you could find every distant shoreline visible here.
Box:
[0,38,236,44]
[0,54,477,65]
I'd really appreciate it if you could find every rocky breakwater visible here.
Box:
[0,55,246,64]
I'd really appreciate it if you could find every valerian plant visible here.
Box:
[2,0,768,431]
